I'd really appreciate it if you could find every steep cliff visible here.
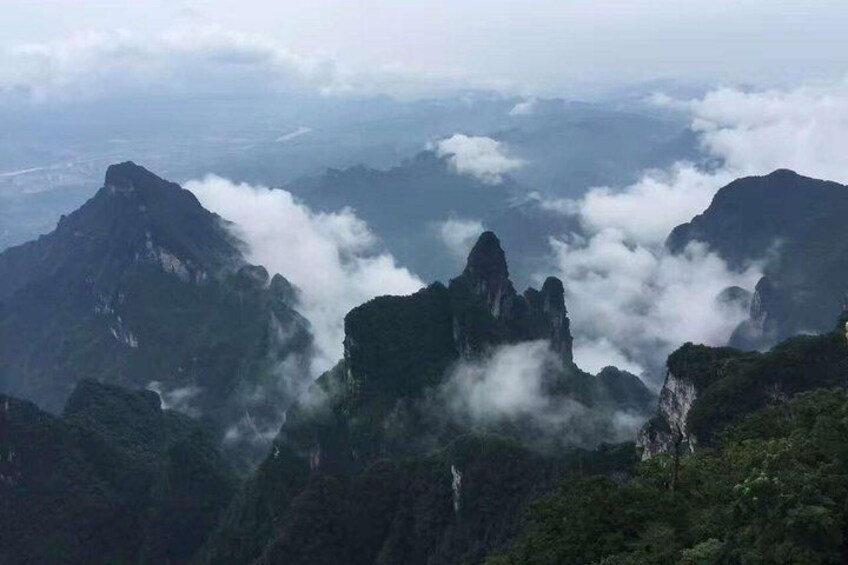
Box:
[638,319,848,459]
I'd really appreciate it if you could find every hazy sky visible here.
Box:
[2,0,847,97]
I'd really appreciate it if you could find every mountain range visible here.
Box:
[3,161,848,563]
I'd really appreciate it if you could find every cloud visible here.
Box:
[578,165,736,246]
[690,82,848,184]
[147,381,203,418]
[572,337,643,376]
[444,341,559,421]
[436,217,484,257]
[0,26,346,104]
[549,234,760,385]
[434,134,524,184]
[0,26,490,105]
[509,97,538,116]
[442,340,648,445]
[185,175,424,376]
[536,79,848,385]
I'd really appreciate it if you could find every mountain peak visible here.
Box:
[464,231,509,283]
[104,161,168,194]
[764,168,800,179]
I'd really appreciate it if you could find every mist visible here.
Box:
[442,341,648,447]
[186,175,424,376]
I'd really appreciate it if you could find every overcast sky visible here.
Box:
[2,0,847,98]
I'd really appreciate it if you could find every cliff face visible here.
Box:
[638,322,848,459]
[636,371,698,460]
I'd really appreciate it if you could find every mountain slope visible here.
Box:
[668,169,848,348]
[0,163,313,461]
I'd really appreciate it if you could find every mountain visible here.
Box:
[0,379,235,564]
[199,232,655,564]
[668,169,848,349]
[0,162,313,464]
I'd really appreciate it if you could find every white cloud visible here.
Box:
[442,340,649,444]
[185,175,424,376]
[147,381,203,417]
[550,234,760,385]
[690,82,848,184]
[0,26,347,104]
[578,165,736,246]
[436,217,484,257]
[539,79,848,384]
[434,134,524,184]
[572,337,643,376]
[444,341,559,421]
[509,97,538,116]
[0,25,491,105]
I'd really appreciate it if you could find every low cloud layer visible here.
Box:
[186,176,424,376]
[550,234,760,380]
[435,134,523,184]
[436,217,485,258]
[442,341,646,445]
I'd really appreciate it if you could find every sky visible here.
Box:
[2,0,848,98]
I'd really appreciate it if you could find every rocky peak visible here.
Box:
[462,231,516,318]
[536,277,573,363]
[104,161,165,194]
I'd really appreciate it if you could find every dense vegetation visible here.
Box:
[0,380,236,564]
[492,387,848,564]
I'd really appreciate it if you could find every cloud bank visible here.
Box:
[186,175,424,376]
[435,134,523,184]
[545,80,848,383]
[0,26,488,105]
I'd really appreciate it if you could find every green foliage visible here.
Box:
[0,381,236,564]
[492,388,848,565]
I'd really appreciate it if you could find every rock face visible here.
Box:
[637,371,698,460]
[0,162,313,464]
[450,231,573,363]
[462,231,515,318]
[668,169,848,349]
